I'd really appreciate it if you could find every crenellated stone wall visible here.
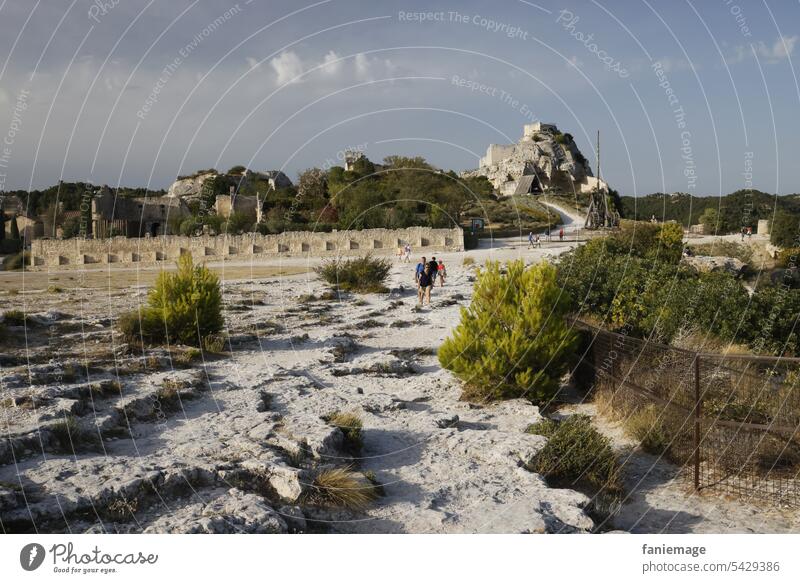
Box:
[28,227,463,270]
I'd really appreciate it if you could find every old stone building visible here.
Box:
[91,188,190,238]
[214,186,260,220]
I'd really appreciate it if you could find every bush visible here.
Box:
[776,247,800,268]
[438,261,577,403]
[526,415,622,498]
[462,256,475,266]
[304,467,379,510]
[315,255,391,293]
[770,212,800,248]
[118,255,224,347]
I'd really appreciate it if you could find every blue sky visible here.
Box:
[0,0,798,196]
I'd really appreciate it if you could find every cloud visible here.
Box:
[726,35,798,66]
[354,52,371,78]
[755,35,798,62]
[655,56,696,73]
[321,50,342,75]
[245,57,261,70]
[270,50,305,85]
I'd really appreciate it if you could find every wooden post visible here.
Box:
[694,355,701,491]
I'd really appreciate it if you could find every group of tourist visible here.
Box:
[414,255,447,305]
[527,228,564,248]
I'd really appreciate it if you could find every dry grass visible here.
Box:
[325,410,363,452]
[202,334,227,354]
[304,467,379,510]
[462,256,475,266]
[625,404,675,456]
[106,496,139,520]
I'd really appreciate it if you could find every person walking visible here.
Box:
[417,263,433,305]
[545,227,551,242]
[437,259,447,286]
[415,256,426,283]
[559,228,564,241]
[528,231,534,249]
[404,243,412,262]
[428,256,439,286]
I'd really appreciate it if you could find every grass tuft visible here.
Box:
[304,467,379,510]
[324,410,363,452]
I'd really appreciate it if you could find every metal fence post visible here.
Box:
[694,354,701,491]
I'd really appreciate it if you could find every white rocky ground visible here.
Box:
[1,229,798,534]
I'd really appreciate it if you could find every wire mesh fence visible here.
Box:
[573,320,800,507]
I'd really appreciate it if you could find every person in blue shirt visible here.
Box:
[415,256,427,283]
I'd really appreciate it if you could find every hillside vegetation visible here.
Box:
[619,190,800,234]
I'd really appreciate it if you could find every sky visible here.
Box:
[0,0,798,196]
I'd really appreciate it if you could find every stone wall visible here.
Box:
[28,227,463,270]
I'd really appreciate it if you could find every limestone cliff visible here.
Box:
[167,169,293,201]
[463,123,606,196]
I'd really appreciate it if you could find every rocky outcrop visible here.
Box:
[683,255,747,276]
[167,169,293,201]
[463,123,604,196]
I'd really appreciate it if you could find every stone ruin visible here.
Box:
[27,226,463,270]
[462,122,608,197]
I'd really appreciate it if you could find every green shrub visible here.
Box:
[315,255,391,293]
[770,212,800,248]
[439,260,577,403]
[526,415,622,498]
[118,255,224,347]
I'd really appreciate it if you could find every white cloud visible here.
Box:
[270,50,305,85]
[245,57,261,70]
[321,50,342,75]
[354,52,371,78]
[755,35,798,62]
[726,35,798,66]
[656,56,696,73]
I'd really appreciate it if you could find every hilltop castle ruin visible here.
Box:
[464,122,608,196]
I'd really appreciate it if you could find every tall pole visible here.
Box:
[596,129,600,185]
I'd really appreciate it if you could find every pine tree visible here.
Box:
[438,260,577,403]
